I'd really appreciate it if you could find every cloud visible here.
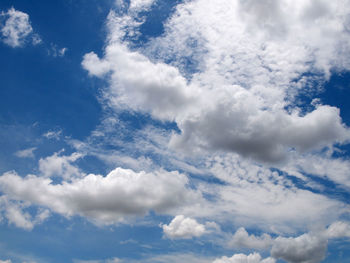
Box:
[48,44,68,57]
[326,221,350,239]
[38,151,84,179]
[74,259,121,263]
[0,196,50,230]
[0,260,11,263]
[129,0,155,13]
[82,0,350,164]
[0,8,33,47]
[212,252,275,263]
[271,233,327,263]
[229,227,273,250]
[203,154,349,233]
[121,253,213,263]
[0,168,201,224]
[14,147,36,158]
[162,215,206,239]
[42,130,62,140]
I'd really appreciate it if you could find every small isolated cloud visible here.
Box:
[14,147,36,158]
[48,44,68,57]
[42,129,62,140]
[212,252,275,263]
[0,7,34,47]
[271,233,327,263]
[162,215,207,239]
[229,227,273,250]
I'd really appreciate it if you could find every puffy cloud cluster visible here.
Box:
[271,233,327,263]
[82,0,350,164]
[225,221,350,263]
[0,167,201,224]
[213,252,275,263]
[162,215,206,239]
[0,7,38,47]
[229,227,273,250]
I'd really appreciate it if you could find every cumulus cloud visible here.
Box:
[14,147,36,158]
[0,168,201,224]
[229,227,273,250]
[0,7,34,47]
[38,151,84,179]
[326,221,350,239]
[271,233,327,263]
[162,215,207,239]
[0,260,12,263]
[82,0,350,164]
[213,252,275,263]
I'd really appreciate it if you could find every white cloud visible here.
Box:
[284,153,350,189]
[0,196,50,230]
[229,227,273,250]
[42,130,62,140]
[48,44,68,57]
[14,147,36,158]
[0,8,33,47]
[0,260,11,263]
[271,233,327,263]
[201,154,349,233]
[123,253,213,263]
[0,168,201,224]
[162,215,206,239]
[83,0,350,164]
[212,252,275,263]
[129,0,155,13]
[74,259,121,263]
[38,151,84,179]
[326,221,350,239]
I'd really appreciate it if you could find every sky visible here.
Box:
[1,0,350,262]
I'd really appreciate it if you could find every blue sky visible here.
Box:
[1,0,350,263]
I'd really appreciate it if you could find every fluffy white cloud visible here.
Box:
[229,227,273,250]
[213,252,275,263]
[14,147,36,158]
[0,196,50,230]
[0,8,33,47]
[129,0,155,13]
[162,215,206,239]
[83,0,350,164]
[38,151,84,179]
[326,221,350,238]
[0,168,201,224]
[271,233,327,263]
